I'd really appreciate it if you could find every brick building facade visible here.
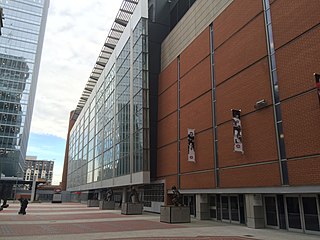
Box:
[65,0,320,235]
[157,0,320,233]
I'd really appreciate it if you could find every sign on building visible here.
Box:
[232,109,243,153]
[187,128,195,162]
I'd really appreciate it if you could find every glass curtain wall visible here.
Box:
[0,0,49,177]
[67,18,149,188]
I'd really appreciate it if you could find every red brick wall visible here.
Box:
[157,0,320,191]
[271,0,320,186]
[271,0,320,48]
[282,93,320,159]
[180,28,210,77]
[214,14,268,84]
[180,129,214,174]
[220,163,281,188]
[157,112,177,148]
[159,59,177,95]
[157,143,178,177]
[180,56,212,106]
[158,51,179,191]
[276,28,320,100]
[214,0,263,48]
[287,157,320,186]
[180,171,215,189]
[218,108,278,168]
[158,82,177,120]
[180,92,212,137]
[216,58,272,124]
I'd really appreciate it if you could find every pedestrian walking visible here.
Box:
[18,198,29,215]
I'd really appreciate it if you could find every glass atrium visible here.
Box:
[67,2,149,190]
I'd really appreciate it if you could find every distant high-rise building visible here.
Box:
[0,0,50,178]
[24,156,54,184]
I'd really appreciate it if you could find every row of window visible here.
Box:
[68,19,149,188]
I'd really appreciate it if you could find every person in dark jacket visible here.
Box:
[0,182,11,211]
[18,198,29,215]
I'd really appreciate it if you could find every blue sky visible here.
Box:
[27,133,66,185]
[26,0,122,185]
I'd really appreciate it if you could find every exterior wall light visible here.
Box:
[254,99,268,110]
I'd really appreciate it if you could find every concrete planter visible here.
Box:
[87,200,99,207]
[121,202,143,215]
[160,206,191,223]
[51,193,62,203]
[99,200,115,210]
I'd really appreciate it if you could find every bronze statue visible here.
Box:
[129,187,139,203]
[171,185,183,207]
[105,188,113,202]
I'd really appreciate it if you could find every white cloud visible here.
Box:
[52,165,63,185]
[30,0,123,139]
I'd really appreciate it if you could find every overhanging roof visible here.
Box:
[74,0,139,116]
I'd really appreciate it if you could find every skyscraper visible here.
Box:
[0,0,49,178]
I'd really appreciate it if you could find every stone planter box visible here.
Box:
[87,200,99,207]
[52,193,62,203]
[99,200,115,210]
[160,206,190,223]
[121,202,143,215]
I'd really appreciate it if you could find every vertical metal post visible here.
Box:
[177,56,181,189]
[262,0,289,185]
[130,23,134,183]
[210,24,219,187]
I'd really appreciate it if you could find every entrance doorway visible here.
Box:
[264,194,320,234]
[183,195,195,217]
[209,194,244,224]
[221,195,240,223]
[285,195,320,234]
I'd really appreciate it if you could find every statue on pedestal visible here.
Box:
[171,185,183,207]
[129,187,139,203]
[105,188,113,202]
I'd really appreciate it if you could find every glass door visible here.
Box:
[264,196,279,228]
[221,196,229,221]
[285,196,302,232]
[302,196,320,233]
[220,195,240,224]
[230,196,240,223]
[209,195,217,220]
[183,195,196,217]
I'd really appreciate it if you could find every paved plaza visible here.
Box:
[0,202,319,240]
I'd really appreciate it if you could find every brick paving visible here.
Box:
[104,237,255,240]
[1,202,319,240]
[0,220,185,237]
[0,211,129,221]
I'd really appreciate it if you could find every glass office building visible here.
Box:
[67,0,150,191]
[65,0,186,208]
[0,0,49,177]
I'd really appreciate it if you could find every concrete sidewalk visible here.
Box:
[0,202,318,240]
